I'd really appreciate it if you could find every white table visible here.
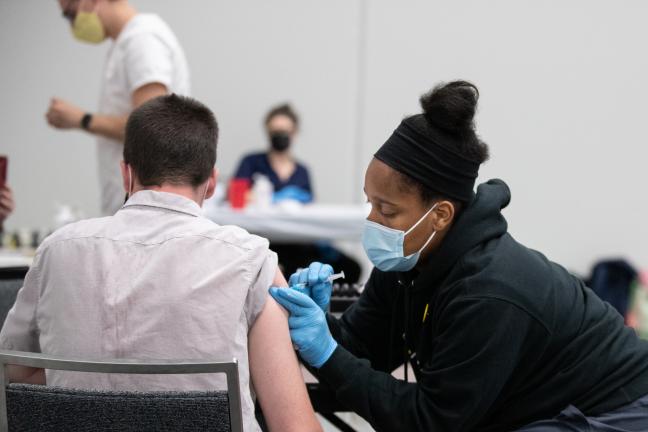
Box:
[205,203,369,243]
[0,249,33,270]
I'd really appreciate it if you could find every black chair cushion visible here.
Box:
[6,383,231,432]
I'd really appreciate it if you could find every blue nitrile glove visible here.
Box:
[289,262,334,312]
[269,287,337,368]
[273,186,313,204]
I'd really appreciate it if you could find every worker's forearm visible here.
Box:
[87,114,128,141]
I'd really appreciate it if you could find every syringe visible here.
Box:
[293,271,345,288]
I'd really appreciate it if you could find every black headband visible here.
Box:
[374,114,480,203]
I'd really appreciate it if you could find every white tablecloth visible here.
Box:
[205,203,369,243]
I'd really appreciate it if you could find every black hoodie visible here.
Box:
[317,179,648,431]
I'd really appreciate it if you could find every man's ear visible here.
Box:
[204,168,218,200]
[120,161,129,194]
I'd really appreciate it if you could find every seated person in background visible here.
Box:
[0,95,322,432]
[234,104,361,283]
[235,103,312,203]
[0,185,14,232]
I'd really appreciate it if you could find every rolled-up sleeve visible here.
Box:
[243,243,278,328]
[0,256,41,352]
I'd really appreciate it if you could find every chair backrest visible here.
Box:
[0,350,244,432]
[0,280,22,328]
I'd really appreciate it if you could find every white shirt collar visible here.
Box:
[121,190,202,217]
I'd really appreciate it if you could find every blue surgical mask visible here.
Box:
[362,204,438,272]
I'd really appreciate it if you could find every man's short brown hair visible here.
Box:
[123,94,218,187]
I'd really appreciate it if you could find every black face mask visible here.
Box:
[269,132,291,152]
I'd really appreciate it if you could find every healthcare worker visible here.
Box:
[46,0,190,216]
[270,81,648,431]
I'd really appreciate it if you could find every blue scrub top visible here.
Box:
[234,152,313,199]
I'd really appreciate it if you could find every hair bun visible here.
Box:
[419,80,479,134]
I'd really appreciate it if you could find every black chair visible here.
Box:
[0,269,27,283]
[0,350,244,432]
[0,280,21,328]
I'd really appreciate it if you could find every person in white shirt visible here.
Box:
[4,95,322,432]
[46,0,190,216]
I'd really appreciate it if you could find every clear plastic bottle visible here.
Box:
[252,174,274,209]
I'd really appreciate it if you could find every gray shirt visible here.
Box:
[0,190,276,431]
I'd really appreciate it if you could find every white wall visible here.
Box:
[359,0,648,275]
[1,0,647,275]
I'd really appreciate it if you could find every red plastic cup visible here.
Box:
[229,178,250,210]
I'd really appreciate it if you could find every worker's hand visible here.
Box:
[289,262,334,312]
[0,186,15,228]
[269,287,337,368]
[46,98,84,130]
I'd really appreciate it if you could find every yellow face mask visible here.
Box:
[72,11,105,44]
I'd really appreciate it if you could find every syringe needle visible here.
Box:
[293,271,345,288]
